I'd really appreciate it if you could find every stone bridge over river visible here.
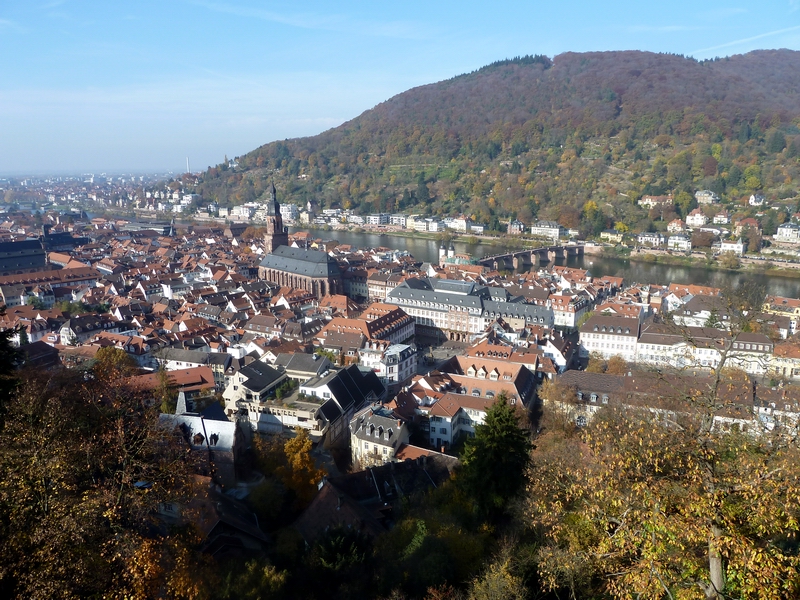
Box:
[477,244,585,270]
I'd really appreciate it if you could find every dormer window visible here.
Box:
[590,394,597,403]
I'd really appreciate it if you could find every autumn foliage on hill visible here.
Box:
[195,50,800,235]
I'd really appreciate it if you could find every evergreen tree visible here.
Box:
[459,395,531,519]
[766,129,786,153]
[0,307,21,432]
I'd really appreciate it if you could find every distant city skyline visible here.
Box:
[1,1,799,175]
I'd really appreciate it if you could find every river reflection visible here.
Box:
[292,228,800,298]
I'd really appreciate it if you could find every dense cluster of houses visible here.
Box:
[5,203,800,548]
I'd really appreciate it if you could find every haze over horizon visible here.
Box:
[2,0,800,176]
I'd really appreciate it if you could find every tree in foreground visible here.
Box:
[467,544,528,600]
[276,427,326,510]
[459,394,531,519]
[528,406,800,599]
[0,306,20,432]
[585,352,606,373]
[605,354,629,375]
[0,356,205,599]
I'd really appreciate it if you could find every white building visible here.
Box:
[279,203,299,222]
[387,278,553,342]
[530,220,565,242]
[685,209,708,228]
[222,360,287,410]
[719,238,745,256]
[444,217,471,232]
[667,219,685,233]
[749,194,766,206]
[775,223,800,243]
[637,232,666,247]
[579,315,639,362]
[668,234,692,251]
[550,292,592,329]
[636,324,773,375]
[413,219,429,232]
[638,195,673,209]
[366,213,390,225]
[695,190,719,205]
[357,342,418,393]
[387,278,490,340]
[713,211,730,225]
[426,219,445,232]
[426,393,495,450]
[231,204,257,219]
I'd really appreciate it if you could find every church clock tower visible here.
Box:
[263,182,289,253]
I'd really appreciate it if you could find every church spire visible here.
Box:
[263,181,288,253]
[266,181,278,216]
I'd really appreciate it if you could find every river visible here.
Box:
[292,227,800,298]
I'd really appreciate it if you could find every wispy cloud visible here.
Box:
[696,7,747,19]
[188,0,433,40]
[0,18,25,33]
[628,25,700,33]
[692,24,800,55]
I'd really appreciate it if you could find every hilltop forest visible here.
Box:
[193,49,800,236]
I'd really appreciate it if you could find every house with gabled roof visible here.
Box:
[349,403,410,467]
[424,392,506,450]
[439,355,538,407]
[222,360,287,411]
[273,352,332,381]
[301,365,386,448]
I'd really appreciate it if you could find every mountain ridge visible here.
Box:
[194,49,800,236]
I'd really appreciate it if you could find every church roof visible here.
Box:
[259,245,341,278]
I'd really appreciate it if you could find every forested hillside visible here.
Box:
[195,50,800,235]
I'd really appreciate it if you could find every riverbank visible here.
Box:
[327,225,542,250]
[617,248,800,280]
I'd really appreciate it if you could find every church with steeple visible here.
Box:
[257,182,342,299]
[262,182,288,253]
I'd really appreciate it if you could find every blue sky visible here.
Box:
[1,1,799,175]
